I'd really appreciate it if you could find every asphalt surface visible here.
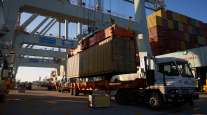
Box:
[0,90,207,115]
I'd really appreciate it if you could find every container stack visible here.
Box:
[147,9,207,55]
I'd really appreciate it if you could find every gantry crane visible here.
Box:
[0,0,165,102]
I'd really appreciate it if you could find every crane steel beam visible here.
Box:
[4,0,140,32]
[17,57,63,68]
[19,48,66,58]
[42,20,57,36]
[31,17,49,34]
[21,14,38,30]
[39,18,56,35]
[16,33,76,48]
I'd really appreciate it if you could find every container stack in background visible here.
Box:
[147,9,207,55]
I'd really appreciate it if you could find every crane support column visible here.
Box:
[0,0,5,29]
[77,0,83,35]
[39,18,56,35]
[59,20,61,39]
[21,14,38,30]
[65,20,69,40]
[134,0,152,57]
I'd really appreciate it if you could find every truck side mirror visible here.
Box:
[189,63,192,68]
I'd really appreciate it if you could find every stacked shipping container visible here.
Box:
[148,9,207,55]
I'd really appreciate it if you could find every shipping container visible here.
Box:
[67,36,137,78]
[80,25,134,50]
[167,20,174,30]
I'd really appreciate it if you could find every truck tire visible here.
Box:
[71,88,79,96]
[58,87,63,92]
[70,88,74,95]
[74,89,79,96]
[0,94,6,103]
[147,93,163,109]
[115,89,128,105]
[47,86,51,91]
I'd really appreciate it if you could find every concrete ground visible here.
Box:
[0,90,207,115]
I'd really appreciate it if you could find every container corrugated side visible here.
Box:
[67,37,136,78]
[67,54,80,77]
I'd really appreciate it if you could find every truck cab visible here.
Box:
[142,57,199,108]
[154,58,198,99]
[113,57,199,109]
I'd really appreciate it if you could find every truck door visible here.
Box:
[144,57,155,85]
[156,62,180,86]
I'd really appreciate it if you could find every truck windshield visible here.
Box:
[158,62,179,76]
[176,61,194,78]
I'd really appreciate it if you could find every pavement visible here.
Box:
[0,90,207,115]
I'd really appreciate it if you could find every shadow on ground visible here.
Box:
[0,90,207,115]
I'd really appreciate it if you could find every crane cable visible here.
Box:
[92,0,96,32]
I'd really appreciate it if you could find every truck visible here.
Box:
[47,71,59,91]
[64,25,199,109]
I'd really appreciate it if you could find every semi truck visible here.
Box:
[64,25,199,109]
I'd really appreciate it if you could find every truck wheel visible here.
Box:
[58,89,62,92]
[147,93,163,109]
[75,89,79,96]
[47,86,51,91]
[115,89,128,105]
[70,88,74,95]
[0,94,6,103]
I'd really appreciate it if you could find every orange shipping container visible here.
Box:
[81,24,134,50]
